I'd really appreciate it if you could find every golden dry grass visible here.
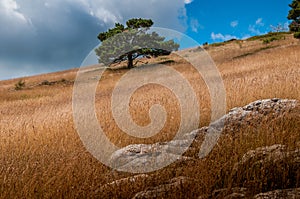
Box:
[0,33,299,198]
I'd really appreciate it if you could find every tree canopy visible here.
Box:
[95,18,179,68]
[288,0,300,32]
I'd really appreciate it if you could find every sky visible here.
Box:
[0,0,293,80]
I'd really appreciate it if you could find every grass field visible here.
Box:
[0,33,299,198]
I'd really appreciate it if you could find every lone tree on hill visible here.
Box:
[95,18,180,69]
[288,0,300,32]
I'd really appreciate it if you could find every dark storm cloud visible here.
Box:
[0,0,105,80]
[0,0,187,80]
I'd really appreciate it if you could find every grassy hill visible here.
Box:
[0,32,299,198]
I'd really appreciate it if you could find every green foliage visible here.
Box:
[209,42,226,47]
[208,38,238,47]
[126,18,153,29]
[95,18,179,68]
[289,20,300,32]
[287,0,300,21]
[246,32,286,44]
[247,32,288,41]
[40,79,70,86]
[294,31,300,38]
[97,23,125,42]
[15,80,25,90]
[262,35,284,44]
[288,0,300,32]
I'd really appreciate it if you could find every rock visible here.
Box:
[196,99,297,158]
[109,140,194,173]
[103,99,299,198]
[231,144,300,193]
[95,174,150,197]
[253,188,300,199]
[224,99,298,132]
[207,187,300,199]
[224,193,246,199]
[132,176,198,199]
[101,174,149,188]
[232,144,288,171]
[209,187,248,199]
[109,99,298,172]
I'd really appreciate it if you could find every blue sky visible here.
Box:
[0,0,292,80]
[185,0,291,43]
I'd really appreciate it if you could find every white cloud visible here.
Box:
[0,0,33,37]
[255,18,264,26]
[248,18,267,35]
[230,20,239,28]
[190,18,203,33]
[211,32,237,41]
[249,25,263,35]
[184,0,193,4]
[0,0,27,22]
[63,0,187,31]
[93,7,120,24]
[0,0,189,80]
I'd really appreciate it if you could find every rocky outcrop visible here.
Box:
[132,176,199,199]
[109,137,196,172]
[201,187,300,199]
[253,188,300,199]
[105,99,299,198]
[233,144,300,172]
[109,99,298,172]
[100,174,149,189]
[223,98,298,132]
[230,144,300,193]
[208,144,300,198]
[95,174,150,198]
[205,187,248,199]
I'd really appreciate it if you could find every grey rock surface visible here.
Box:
[110,99,298,172]
[132,176,198,199]
[253,188,300,199]
[105,99,299,198]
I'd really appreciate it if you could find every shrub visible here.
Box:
[294,32,300,39]
[15,80,26,90]
[262,35,285,44]
[41,80,52,85]
[289,21,300,32]
[247,32,288,41]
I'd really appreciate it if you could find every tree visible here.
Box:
[95,18,179,69]
[270,24,288,32]
[288,0,300,32]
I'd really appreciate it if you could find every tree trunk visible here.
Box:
[127,53,133,69]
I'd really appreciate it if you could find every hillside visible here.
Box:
[0,32,299,198]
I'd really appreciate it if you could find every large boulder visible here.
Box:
[109,99,298,172]
[223,98,298,132]
[103,99,299,198]
[109,139,196,173]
